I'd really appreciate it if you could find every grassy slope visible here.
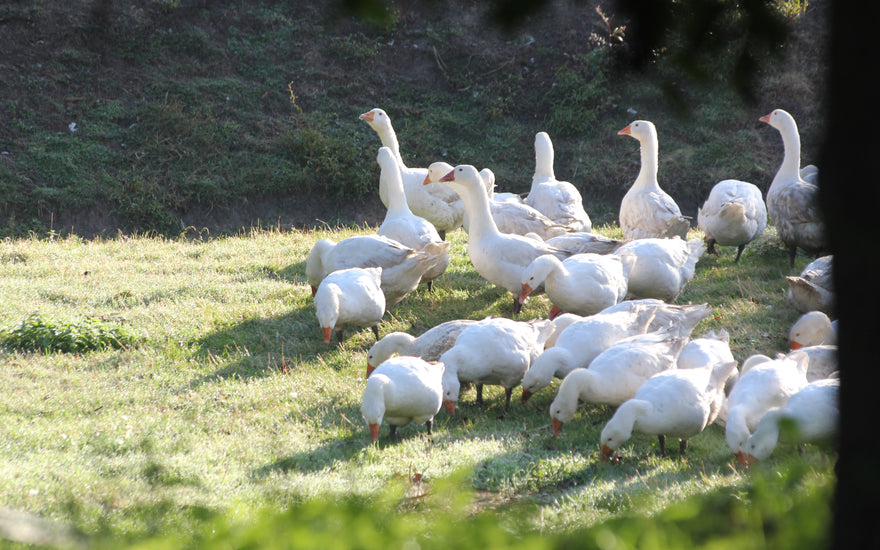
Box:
[0,0,827,236]
[0,225,834,544]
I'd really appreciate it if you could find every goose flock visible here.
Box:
[308,107,837,464]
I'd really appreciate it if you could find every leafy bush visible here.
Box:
[0,313,137,353]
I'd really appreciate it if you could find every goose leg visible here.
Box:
[335,328,344,344]
[734,244,746,263]
[503,387,513,413]
[372,325,380,341]
[706,238,719,256]
[658,434,667,457]
[476,384,484,406]
[512,296,523,316]
[426,279,434,292]
[788,245,798,268]
[679,439,688,456]
[425,419,433,438]
[389,425,398,439]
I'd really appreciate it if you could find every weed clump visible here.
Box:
[0,312,137,353]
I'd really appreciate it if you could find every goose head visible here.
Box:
[758,108,796,132]
[438,164,484,196]
[618,120,656,143]
[423,161,454,185]
[359,107,391,130]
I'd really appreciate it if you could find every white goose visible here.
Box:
[600,360,738,460]
[439,317,553,414]
[617,120,691,241]
[549,325,690,435]
[697,179,767,262]
[520,306,657,402]
[314,267,385,345]
[786,255,834,314]
[678,329,738,394]
[759,109,826,267]
[542,232,623,255]
[375,147,449,291]
[365,318,477,378]
[740,377,839,465]
[725,352,809,460]
[526,132,592,233]
[544,312,584,349]
[425,161,569,240]
[437,164,576,314]
[613,237,705,301]
[783,344,838,382]
[789,310,837,349]
[360,108,464,239]
[306,235,449,307]
[519,253,627,319]
[360,356,444,442]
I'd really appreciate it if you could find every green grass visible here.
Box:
[0,224,834,546]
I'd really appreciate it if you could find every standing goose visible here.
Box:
[697,179,768,262]
[375,147,449,291]
[360,108,464,239]
[527,131,592,233]
[360,356,444,442]
[600,360,738,460]
[314,267,385,345]
[436,164,576,314]
[759,109,826,267]
[618,120,691,241]
[306,235,448,307]
[424,161,569,240]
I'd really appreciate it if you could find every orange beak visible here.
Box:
[359,111,374,122]
[366,364,376,379]
[443,399,455,416]
[440,170,455,182]
[790,341,803,350]
[322,327,332,344]
[600,444,614,462]
[548,305,563,320]
[311,285,318,298]
[617,125,632,136]
[519,284,532,304]
[735,450,758,467]
[759,113,771,123]
[423,174,432,185]
[552,417,563,436]
[369,422,380,441]
[521,388,533,403]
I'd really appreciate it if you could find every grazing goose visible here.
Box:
[549,325,690,435]
[360,108,464,239]
[314,267,385,345]
[439,317,553,414]
[600,360,738,460]
[725,352,809,459]
[543,312,584,349]
[697,179,768,262]
[520,306,657,402]
[306,235,448,307]
[360,356,444,441]
[759,109,827,267]
[678,329,738,394]
[519,253,627,318]
[613,237,705,302]
[786,255,834,314]
[740,377,839,465]
[365,318,477,378]
[375,147,449,291]
[789,310,837,349]
[425,161,569,240]
[437,164,576,314]
[526,131,592,233]
[617,120,691,241]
